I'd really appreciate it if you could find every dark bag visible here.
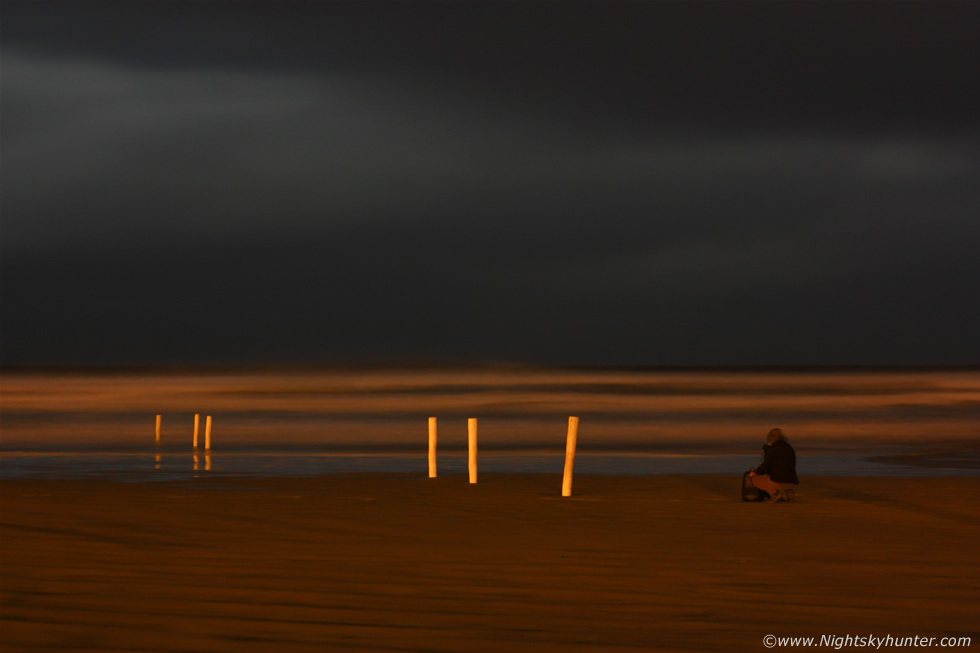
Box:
[742,444,770,501]
[742,470,767,502]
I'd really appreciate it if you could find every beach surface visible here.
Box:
[2,474,978,652]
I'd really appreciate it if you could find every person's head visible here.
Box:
[767,428,786,444]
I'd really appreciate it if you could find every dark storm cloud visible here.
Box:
[4,49,977,268]
[4,1,979,128]
[2,1,979,366]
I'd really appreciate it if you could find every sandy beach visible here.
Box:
[3,370,978,650]
[2,474,978,652]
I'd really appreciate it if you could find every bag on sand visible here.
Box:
[742,471,768,502]
[741,444,770,502]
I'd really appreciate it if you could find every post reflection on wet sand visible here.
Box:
[190,453,213,472]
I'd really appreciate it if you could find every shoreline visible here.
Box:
[3,448,979,481]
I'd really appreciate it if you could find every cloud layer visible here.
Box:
[2,2,979,366]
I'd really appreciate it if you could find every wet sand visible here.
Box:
[2,474,978,652]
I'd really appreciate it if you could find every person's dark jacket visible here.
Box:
[754,439,799,484]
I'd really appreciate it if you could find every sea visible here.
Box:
[2,368,978,480]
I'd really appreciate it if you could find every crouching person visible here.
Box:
[750,428,799,502]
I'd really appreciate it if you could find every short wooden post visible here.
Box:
[562,416,580,497]
[193,414,200,449]
[428,417,438,478]
[468,418,478,484]
[205,415,212,450]
[155,415,162,443]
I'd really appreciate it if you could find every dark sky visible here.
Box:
[2,1,979,367]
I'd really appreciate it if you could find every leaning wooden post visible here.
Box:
[428,417,438,478]
[562,416,580,497]
[468,418,478,484]
[155,415,162,443]
[193,414,200,449]
[205,415,213,450]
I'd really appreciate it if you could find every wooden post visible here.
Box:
[205,415,212,450]
[468,418,478,484]
[428,417,438,478]
[193,414,200,449]
[155,415,162,443]
[562,416,580,497]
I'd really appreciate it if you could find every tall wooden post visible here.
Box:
[205,415,212,450]
[155,415,162,443]
[193,414,200,449]
[562,416,580,497]
[468,418,478,484]
[428,417,438,478]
